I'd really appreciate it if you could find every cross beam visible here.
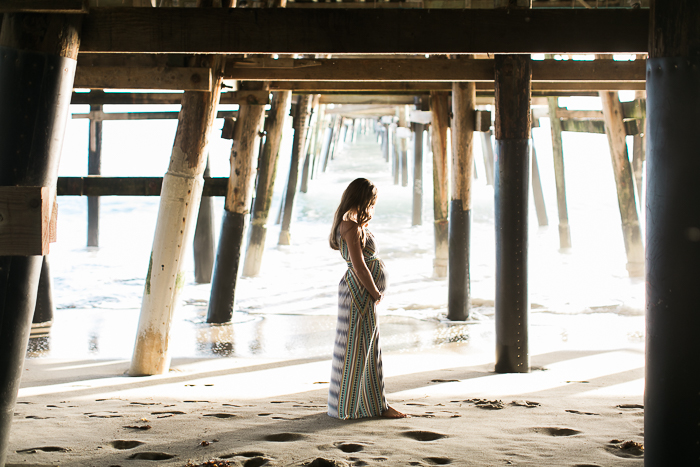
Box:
[80,8,648,55]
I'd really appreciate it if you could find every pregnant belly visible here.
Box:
[370,259,387,293]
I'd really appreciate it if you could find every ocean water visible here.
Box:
[33,99,645,361]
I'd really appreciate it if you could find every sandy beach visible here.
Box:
[8,111,645,466]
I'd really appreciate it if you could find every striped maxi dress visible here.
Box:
[328,229,388,419]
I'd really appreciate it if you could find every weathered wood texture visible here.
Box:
[71,90,270,105]
[272,81,644,93]
[0,187,53,256]
[225,101,267,213]
[130,54,226,376]
[279,94,312,245]
[430,91,450,278]
[57,176,225,196]
[0,12,81,59]
[600,91,644,277]
[0,0,88,13]
[227,58,645,82]
[74,66,212,91]
[452,82,476,210]
[649,1,700,58]
[79,8,648,54]
[495,55,531,140]
[242,90,291,277]
[547,96,572,249]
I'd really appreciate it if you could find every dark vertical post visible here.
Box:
[448,82,476,321]
[430,92,450,279]
[242,90,291,277]
[320,117,334,173]
[382,124,390,162]
[392,125,400,185]
[32,256,54,325]
[494,54,531,374]
[646,1,700,464]
[300,94,319,193]
[207,95,266,324]
[600,90,645,278]
[547,95,572,249]
[193,158,215,284]
[279,94,312,245]
[412,122,424,226]
[0,13,80,465]
[87,90,103,247]
[399,106,409,187]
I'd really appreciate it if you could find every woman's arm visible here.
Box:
[340,221,382,302]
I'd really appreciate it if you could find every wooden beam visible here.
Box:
[318,95,418,105]
[74,66,212,91]
[79,8,648,54]
[57,176,228,196]
[0,0,88,13]
[70,90,270,105]
[72,110,241,121]
[227,58,645,83]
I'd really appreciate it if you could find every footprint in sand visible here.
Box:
[335,442,364,453]
[533,427,582,437]
[264,433,307,442]
[566,409,600,416]
[616,404,644,409]
[110,440,145,450]
[573,464,603,467]
[203,413,237,419]
[605,440,644,458]
[220,451,266,459]
[128,452,176,460]
[25,415,54,419]
[150,411,185,415]
[424,457,453,465]
[401,431,447,442]
[306,458,349,467]
[17,446,71,453]
[220,452,272,466]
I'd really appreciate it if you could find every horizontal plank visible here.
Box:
[270,81,643,93]
[57,177,229,197]
[227,58,645,82]
[70,90,271,105]
[74,66,212,91]
[319,95,420,105]
[0,0,88,13]
[71,110,241,121]
[79,8,648,54]
[560,118,641,135]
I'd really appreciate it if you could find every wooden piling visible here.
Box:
[0,13,81,464]
[430,91,450,279]
[382,124,390,162]
[412,122,424,226]
[399,106,409,187]
[242,90,291,277]
[480,130,495,186]
[547,96,572,249]
[207,91,267,324]
[300,94,320,193]
[631,90,645,204]
[600,90,644,277]
[531,141,548,227]
[494,53,531,374]
[279,94,312,246]
[309,101,325,180]
[32,257,54,325]
[448,82,476,321]
[320,116,334,173]
[193,159,215,284]
[392,124,400,185]
[130,54,226,374]
[646,1,700,463]
[87,91,103,247]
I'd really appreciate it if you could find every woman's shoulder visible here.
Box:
[339,220,362,238]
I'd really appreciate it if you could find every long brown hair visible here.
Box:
[329,178,378,250]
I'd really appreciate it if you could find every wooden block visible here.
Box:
[221,117,236,140]
[74,66,212,91]
[475,110,492,132]
[0,187,52,256]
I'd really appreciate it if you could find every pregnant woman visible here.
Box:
[327,178,406,419]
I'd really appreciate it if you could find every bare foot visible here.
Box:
[381,406,408,418]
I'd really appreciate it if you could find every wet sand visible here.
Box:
[10,312,644,467]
